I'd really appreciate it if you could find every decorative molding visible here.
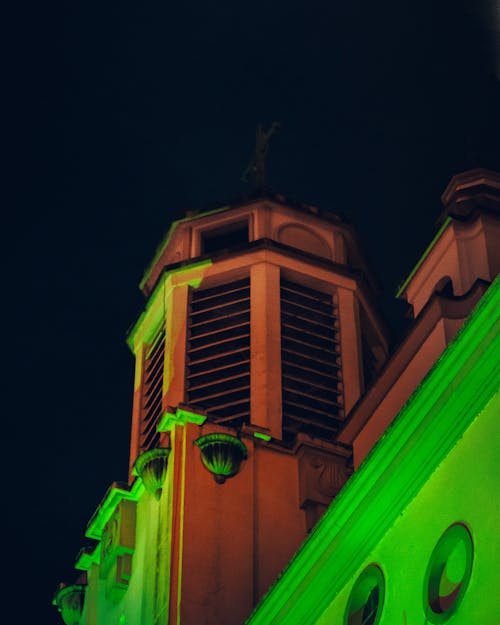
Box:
[299,452,352,504]
[298,446,352,531]
[276,222,332,260]
[75,545,98,572]
[157,405,207,431]
[396,218,452,298]
[128,260,213,350]
[139,209,229,293]
[86,480,143,541]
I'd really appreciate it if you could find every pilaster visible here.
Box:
[337,286,363,414]
[250,262,282,438]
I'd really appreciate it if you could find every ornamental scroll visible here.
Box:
[298,446,352,531]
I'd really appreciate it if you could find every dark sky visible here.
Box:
[6,1,499,623]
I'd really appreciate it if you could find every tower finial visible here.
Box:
[242,121,280,191]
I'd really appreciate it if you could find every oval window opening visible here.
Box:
[345,565,384,625]
[425,523,473,622]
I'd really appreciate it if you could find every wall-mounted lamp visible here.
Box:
[194,433,247,484]
[133,447,171,500]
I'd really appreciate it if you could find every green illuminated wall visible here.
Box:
[315,389,499,625]
[247,277,499,625]
[79,445,176,625]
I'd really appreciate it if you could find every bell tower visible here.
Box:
[69,192,389,625]
[52,169,500,625]
[123,194,390,625]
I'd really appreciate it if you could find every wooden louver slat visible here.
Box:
[281,279,343,441]
[140,327,165,451]
[186,278,251,429]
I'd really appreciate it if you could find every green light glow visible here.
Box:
[176,427,188,625]
[396,217,452,297]
[127,273,168,351]
[86,480,143,541]
[128,260,212,352]
[253,431,272,441]
[75,545,98,571]
[247,276,499,624]
[157,406,207,431]
[139,206,231,291]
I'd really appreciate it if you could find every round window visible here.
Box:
[424,523,473,622]
[345,565,385,625]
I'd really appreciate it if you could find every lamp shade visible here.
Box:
[194,433,248,483]
[53,584,86,625]
[133,447,171,500]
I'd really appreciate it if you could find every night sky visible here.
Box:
[6,1,499,623]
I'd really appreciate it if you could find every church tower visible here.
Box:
[127,193,389,625]
[53,169,500,625]
[57,191,390,625]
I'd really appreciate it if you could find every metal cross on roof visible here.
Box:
[242,122,280,191]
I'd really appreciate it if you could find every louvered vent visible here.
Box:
[140,327,165,451]
[186,278,251,428]
[281,279,343,441]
